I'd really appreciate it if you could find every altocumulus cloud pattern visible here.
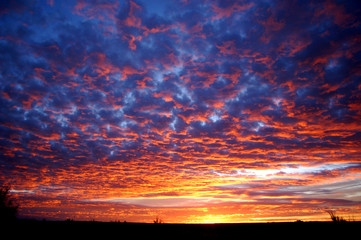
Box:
[0,0,361,223]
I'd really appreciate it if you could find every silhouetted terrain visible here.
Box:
[4,220,360,239]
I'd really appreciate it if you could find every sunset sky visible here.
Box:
[1,0,361,223]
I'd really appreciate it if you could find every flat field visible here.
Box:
[4,220,360,239]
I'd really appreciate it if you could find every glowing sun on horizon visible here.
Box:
[193,214,232,224]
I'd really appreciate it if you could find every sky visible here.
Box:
[0,0,361,223]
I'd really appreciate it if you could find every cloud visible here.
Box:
[0,0,360,222]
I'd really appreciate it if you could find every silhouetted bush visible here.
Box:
[326,210,347,223]
[0,185,18,222]
[153,216,164,224]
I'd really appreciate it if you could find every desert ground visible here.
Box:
[5,220,360,239]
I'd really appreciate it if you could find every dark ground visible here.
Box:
[3,220,360,239]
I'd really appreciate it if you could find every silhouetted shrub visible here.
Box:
[153,216,164,224]
[0,186,18,222]
[326,210,347,223]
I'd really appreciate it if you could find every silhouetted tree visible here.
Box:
[0,186,18,222]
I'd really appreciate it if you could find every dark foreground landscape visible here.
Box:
[4,220,360,238]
